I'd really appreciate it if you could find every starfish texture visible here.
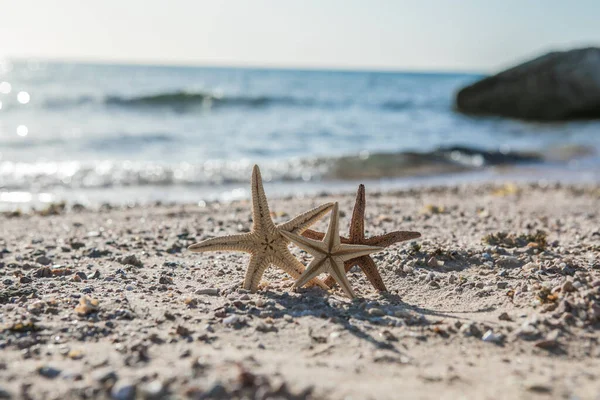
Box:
[188,165,333,292]
[303,184,421,292]
[280,202,383,299]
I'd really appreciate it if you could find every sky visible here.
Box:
[1,0,599,72]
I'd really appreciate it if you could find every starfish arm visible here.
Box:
[349,184,366,241]
[188,233,254,253]
[329,257,356,298]
[269,250,329,290]
[280,230,327,255]
[277,202,334,234]
[301,229,325,241]
[242,254,270,292]
[364,231,422,247]
[292,256,328,290]
[250,165,277,233]
[324,203,342,249]
[302,229,352,244]
[323,259,355,288]
[334,243,383,262]
[356,256,387,292]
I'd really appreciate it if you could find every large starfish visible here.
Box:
[188,165,333,292]
[280,202,383,299]
[302,184,421,292]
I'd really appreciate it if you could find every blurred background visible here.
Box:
[0,0,599,209]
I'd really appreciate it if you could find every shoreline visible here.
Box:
[1,162,599,212]
[0,182,599,399]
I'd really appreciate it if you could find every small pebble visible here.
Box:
[37,365,61,379]
[141,380,165,400]
[498,312,511,321]
[92,368,118,384]
[0,386,12,399]
[368,308,385,317]
[481,330,504,344]
[223,315,241,325]
[111,380,136,400]
[35,256,52,266]
[195,288,219,296]
[562,280,576,292]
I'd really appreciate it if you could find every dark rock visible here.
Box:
[203,382,227,398]
[111,380,136,400]
[70,241,86,250]
[35,256,52,266]
[456,47,600,121]
[92,368,118,384]
[0,386,12,399]
[37,365,61,379]
[75,271,88,281]
[86,248,111,258]
[118,254,143,268]
[158,276,173,285]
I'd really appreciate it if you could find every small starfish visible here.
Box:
[280,202,383,299]
[303,184,421,292]
[188,165,333,292]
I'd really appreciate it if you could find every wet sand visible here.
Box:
[0,182,599,399]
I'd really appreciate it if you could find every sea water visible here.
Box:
[0,61,598,208]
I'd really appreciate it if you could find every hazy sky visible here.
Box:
[1,0,599,72]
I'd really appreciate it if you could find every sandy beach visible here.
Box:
[1,182,599,400]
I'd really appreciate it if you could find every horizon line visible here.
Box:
[3,55,487,75]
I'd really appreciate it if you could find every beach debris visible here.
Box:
[420,204,445,214]
[281,203,382,299]
[491,183,521,197]
[482,330,505,344]
[36,202,66,216]
[188,165,333,292]
[4,321,41,333]
[74,296,100,315]
[482,230,547,250]
[537,287,559,304]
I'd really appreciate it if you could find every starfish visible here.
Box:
[280,202,383,299]
[302,184,421,292]
[188,165,333,292]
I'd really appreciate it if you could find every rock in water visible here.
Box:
[455,47,600,121]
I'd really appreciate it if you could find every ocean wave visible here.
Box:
[0,146,553,191]
[0,133,176,149]
[6,90,432,113]
[104,91,312,110]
